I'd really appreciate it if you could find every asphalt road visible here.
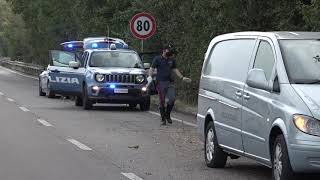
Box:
[0,66,319,180]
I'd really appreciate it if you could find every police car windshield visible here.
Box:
[89,51,143,68]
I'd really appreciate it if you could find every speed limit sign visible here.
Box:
[130,12,156,40]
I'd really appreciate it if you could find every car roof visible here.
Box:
[221,31,320,40]
[60,41,83,46]
[272,31,320,39]
[85,48,137,53]
[83,37,127,46]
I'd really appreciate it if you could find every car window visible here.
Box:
[51,50,75,67]
[89,51,143,68]
[280,40,320,84]
[254,40,275,81]
[204,39,256,82]
[82,52,89,67]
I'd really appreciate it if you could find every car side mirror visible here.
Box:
[246,69,271,91]
[144,63,151,69]
[69,61,80,69]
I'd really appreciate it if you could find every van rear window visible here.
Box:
[204,39,256,82]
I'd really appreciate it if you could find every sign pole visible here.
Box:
[141,40,144,53]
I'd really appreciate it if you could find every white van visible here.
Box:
[197,32,320,180]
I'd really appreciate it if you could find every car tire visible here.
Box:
[272,135,295,180]
[39,80,46,96]
[205,121,227,168]
[75,96,83,106]
[140,97,150,111]
[82,84,93,110]
[129,103,137,109]
[46,81,55,98]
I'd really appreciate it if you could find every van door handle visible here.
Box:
[235,91,242,97]
[243,93,250,100]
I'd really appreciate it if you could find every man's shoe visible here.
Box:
[166,104,173,124]
[161,120,167,125]
[166,114,172,124]
[160,106,166,125]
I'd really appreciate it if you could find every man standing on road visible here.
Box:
[147,45,191,125]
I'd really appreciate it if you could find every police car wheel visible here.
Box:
[39,80,46,96]
[47,81,55,98]
[75,96,83,106]
[83,85,93,110]
[140,98,150,111]
[47,90,55,98]
[129,103,137,109]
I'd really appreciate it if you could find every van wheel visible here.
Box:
[205,121,227,168]
[75,96,83,106]
[272,135,295,180]
[82,84,92,110]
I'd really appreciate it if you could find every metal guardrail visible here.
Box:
[0,57,45,77]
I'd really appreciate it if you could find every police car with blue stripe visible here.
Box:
[44,37,151,110]
[39,41,84,98]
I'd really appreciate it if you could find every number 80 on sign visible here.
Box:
[130,12,156,40]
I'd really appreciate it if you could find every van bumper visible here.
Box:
[288,139,320,173]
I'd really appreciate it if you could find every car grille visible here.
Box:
[105,74,137,83]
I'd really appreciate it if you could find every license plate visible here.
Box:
[114,88,128,94]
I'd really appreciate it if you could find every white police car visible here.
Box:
[83,37,128,50]
[45,43,151,110]
[39,41,83,98]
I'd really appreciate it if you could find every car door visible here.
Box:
[241,37,276,164]
[201,38,257,153]
[48,50,85,95]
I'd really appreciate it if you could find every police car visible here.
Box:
[45,41,151,110]
[39,41,83,98]
[83,37,128,50]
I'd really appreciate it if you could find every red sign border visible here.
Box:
[130,12,156,40]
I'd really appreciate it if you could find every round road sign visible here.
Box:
[130,12,156,40]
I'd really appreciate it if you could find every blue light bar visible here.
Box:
[67,44,73,48]
[110,84,116,89]
[92,43,98,48]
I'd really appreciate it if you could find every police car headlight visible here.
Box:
[136,75,145,84]
[95,74,105,82]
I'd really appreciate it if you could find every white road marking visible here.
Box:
[37,119,53,127]
[66,138,92,151]
[0,92,3,96]
[0,66,38,80]
[148,111,197,127]
[121,172,144,180]
[7,98,15,102]
[19,106,30,112]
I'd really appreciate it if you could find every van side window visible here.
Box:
[254,41,275,81]
[204,39,256,82]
